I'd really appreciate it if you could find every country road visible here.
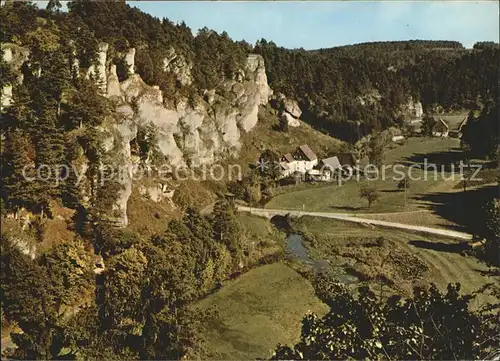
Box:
[237,206,473,241]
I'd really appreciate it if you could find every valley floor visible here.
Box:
[196,214,498,360]
[266,137,498,234]
[195,263,327,360]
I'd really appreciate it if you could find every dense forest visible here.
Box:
[2,0,498,144]
[255,39,499,141]
[0,1,499,359]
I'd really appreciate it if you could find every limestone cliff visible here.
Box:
[399,96,423,120]
[1,43,30,109]
[87,43,273,225]
[2,41,273,226]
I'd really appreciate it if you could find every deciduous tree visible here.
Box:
[359,183,379,210]
[272,277,499,360]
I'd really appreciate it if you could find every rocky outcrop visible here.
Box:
[400,96,423,120]
[86,42,108,91]
[281,112,301,128]
[125,48,135,75]
[1,43,29,108]
[273,93,301,127]
[2,40,273,226]
[163,47,193,86]
[107,64,122,98]
[138,183,176,204]
[1,43,30,77]
[357,90,422,121]
[98,47,272,225]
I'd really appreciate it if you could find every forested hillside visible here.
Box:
[1,1,499,359]
[255,39,499,141]
[2,0,498,144]
[0,0,270,224]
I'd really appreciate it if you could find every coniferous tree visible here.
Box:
[3,130,39,214]
[1,239,63,360]
[421,114,437,136]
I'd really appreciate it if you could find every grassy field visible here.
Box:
[239,212,285,262]
[292,216,498,307]
[196,263,327,360]
[266,137,463,214]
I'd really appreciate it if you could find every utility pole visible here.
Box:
[404,183,407,208]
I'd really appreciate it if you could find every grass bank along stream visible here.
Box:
[288,215,498,303]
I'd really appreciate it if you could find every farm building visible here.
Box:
[432,118,450,137]
[279,145,318,177]
[308,156,342,181]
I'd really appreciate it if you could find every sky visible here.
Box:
[128,1,499,49]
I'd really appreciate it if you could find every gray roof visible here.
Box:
[321,156,341,170]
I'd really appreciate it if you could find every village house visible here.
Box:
[432,118,450,137]
[278,144,362,182]
[279,145,318,178]
[308,156,342,181]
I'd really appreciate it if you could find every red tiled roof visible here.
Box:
[282,153,294,163]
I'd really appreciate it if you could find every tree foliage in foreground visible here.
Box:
[272,276,499,360]
[480,198,500,267]
[0,204,247,359]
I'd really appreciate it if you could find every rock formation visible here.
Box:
[400,96,423,119]
[273,93,302,127]
[2,40,273,226]
[92,45,272,225]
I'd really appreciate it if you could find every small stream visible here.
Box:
[286,233,359,285]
